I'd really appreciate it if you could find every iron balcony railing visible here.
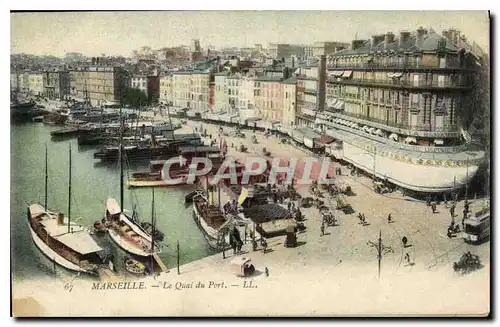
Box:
[337,111,459,133]
[326,62,472,70]
[316,117,467,154]
[326,77,473,90]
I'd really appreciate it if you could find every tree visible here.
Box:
[121,88,148,107]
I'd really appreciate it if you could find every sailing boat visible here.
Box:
[104,110,162,257]
[26,144,105,274]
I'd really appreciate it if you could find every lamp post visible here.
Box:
[367,230,394,279]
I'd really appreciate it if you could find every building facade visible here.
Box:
[131,75,148,96]
[43,70,70,100]
[214,73,229,112]
[69,66,129,106]
[282,77,298,130]
[254,76,284,122]
[27,73,44,96]
[159,74,173,104]
[227,76,240,113]
[189,72,212,111]
[268,44,305,59]
[171,72,192,109]
[314,28,485,194]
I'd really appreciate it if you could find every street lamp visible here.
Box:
[367,230,394,279]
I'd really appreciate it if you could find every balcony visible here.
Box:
[300,108,318,117]
[322,111,461,138]
[326,78,473,91]
[303,88,317,95]
[327,62,473,71]
[316,117,467,154]
[296,74,318,81]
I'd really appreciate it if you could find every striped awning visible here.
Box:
[342,70,353,78]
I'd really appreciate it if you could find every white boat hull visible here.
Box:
[107,227,152,258]
[27,213,89,274]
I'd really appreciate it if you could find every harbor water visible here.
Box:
[10,122,215,281]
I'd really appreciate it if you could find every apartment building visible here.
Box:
[253,76,284,122]
[43,70,70,100]
[268,44,305,59]
[131,75,148,95]
[227,75,240,113]
[214,73,229,112]
[27,73,44,96]
[282,77,298,130]
[170,70,213,111]
[159,74,173,104]
[69,66,129,106]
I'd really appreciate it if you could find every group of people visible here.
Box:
[223,198,239,216]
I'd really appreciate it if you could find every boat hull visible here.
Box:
[26,206,91,274]
[107,227,152,258]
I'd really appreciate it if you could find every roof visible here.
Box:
[253,76,283,82]
[40,219,103,255]
[330,30,462,57]
[282,77,297,84]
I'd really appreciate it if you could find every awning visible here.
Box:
[389,133,399,141]
[315,135,334,145]
[387,73,395,78]
[375,129,384,137]
[330,71,344,77]
[368,127,376,134]
[434,139,444,145]
[362,126,369,132]
[393,73,403,78]
[342,70,353,78]
[405,137,417,143]
[352,123,360,129]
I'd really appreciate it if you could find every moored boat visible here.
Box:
[124,257,146,276]
[26,145,112,275]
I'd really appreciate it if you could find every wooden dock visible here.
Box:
[153,253,169,273]
[97,267,120,281]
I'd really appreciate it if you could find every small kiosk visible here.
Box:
[230,257,255,277]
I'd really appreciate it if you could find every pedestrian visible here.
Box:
[464,200,469,214]
[287,201,291,211]
[405,253,411,265]
[387,214,392,223]
[431,203,437,214]
[450,204,455,217]
[265,267,269,277]
[320,224,325,236]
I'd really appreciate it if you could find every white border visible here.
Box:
[4,2,496,325]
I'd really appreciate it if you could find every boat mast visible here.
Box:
[44,143,48,209]
[68,143,72,233]
[166,102,175,142]
[151,188,155,269]
[120,107,124,213]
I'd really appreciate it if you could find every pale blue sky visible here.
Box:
[10,11,490,57]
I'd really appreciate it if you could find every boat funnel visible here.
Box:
[57,213,64,225]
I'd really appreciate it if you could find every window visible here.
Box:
[413,75,420,87]
[438,75,445,87]
[439,57,446,68]
[415,56,421,67]
[435,115,444,130]
[410,113,418,127]
[411,93,419,105]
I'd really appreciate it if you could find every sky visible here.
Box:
[10,11,490,57]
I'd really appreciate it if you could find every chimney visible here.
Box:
[399,31,411,46]
[384,32,395,44]
[416,27,427,46]
[351,40,365,50]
